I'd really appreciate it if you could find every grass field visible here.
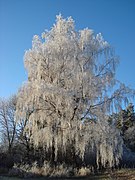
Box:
[0,169,135,180]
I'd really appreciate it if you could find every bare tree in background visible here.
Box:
[16,15,135,168]
[0,95,17,154]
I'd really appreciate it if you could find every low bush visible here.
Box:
[8,161,94,178]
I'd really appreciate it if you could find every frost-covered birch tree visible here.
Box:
[16,15,134,168]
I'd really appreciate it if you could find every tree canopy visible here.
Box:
[16,15,135,168]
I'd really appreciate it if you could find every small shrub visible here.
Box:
[51,164,74,177]
[8,167,25,178]
[77,167,91,176]
[0,167,9,174]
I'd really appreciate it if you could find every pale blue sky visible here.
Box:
[0,0,135,98]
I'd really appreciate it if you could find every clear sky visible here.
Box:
[0,0,135,98]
